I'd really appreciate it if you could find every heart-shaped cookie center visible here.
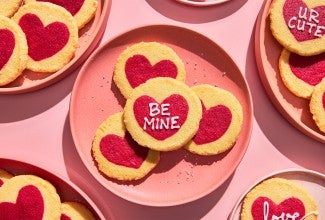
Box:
[0,29,15,71]
[193,103,232,145]
[36,0,85,16]
[100,133,149,168]
[0,179,3,187]
[125,55,178,89]
[289,52,325,86]
[251,197,305,220]
[134,94,189,140]
[19,13,70,61]
[0,185,44,220]
[283,0,325,42]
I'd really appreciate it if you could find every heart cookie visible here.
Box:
[114,42,186,99]
[0,0,21,17]
[12,2,78,73]
[270,0,325,56]
[60,202,95,220]
[0,168,13,187]
[92,112,160,181]
[185,85,243,155]
[124,77,202,151]
[310,78,325,133]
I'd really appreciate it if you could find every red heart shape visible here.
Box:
[61,214,71,220]
[251,197,305,220]
[322,92,325,110]
[0,185,44,220]
[19,13,70,61]
[193,104,232,145]
[289,52,325,86]
[0,179,3,187]
[125,55,178,88]
[283,0,325,42]
[0,29,15,71]
[100,133,149,168]
[36,0,84,16]
[133,94,189,140]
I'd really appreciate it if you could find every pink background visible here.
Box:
[0,0,324,219]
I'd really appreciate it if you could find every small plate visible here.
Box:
[0,0,110,94]
[254,0,325,143]
[70,25,253,206]
[175,0,231,6]
[229,169,325,219]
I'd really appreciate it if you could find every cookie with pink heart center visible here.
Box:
[60,202,95,220]
[310,79,325,133]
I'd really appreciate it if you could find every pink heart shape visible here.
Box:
[36,0,85,16]
[0,185,44,220]
[19,13,70,61]
[0,29,15,71]
[100,133,149,168]
[125,55,178,89]
[134,94,189,140]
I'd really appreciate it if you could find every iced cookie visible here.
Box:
[124,77,202,151]
[24,0,98,29]
[92,112,160,181]
[279,49,325,99]
[0,0,22,17]
[240,177,318,220]
[61,202,95,220]
[0,16,28,86]
[0,175,61,220]
[114,42,186,99]
[269,0,325,56]
[185,85,243,155]
[0,168,14,187]
[12,2,78,72]
[310,78,325,133]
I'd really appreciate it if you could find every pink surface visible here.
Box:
[0,0,324,219]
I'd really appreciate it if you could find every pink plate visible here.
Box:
[0,158,109,219]
[229,169,325,219]
[174,0,232,6]
[255,0,325,143]
[0,0,110,94]
[70,25,253,206]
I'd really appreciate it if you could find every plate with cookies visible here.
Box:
[70,25,253,206]
[255,0,325,143]
[0,0,110,94]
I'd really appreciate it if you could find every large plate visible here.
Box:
[0,0,110,94]
[174,0,232,6]
[70,25,253,206]
[255,0,325,143]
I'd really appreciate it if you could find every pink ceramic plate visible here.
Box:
[229,169,325,219]
[70,25,253,206]
[255,0,325,143]
[175,0,231,6]
[0,158,109,219]
[0,0,110,94]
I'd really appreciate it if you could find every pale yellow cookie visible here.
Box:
[310,78,325,133]
[61,202,95,220]
[0,0,22,17]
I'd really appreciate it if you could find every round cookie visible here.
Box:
[310,78,325,133]
[0,16,28,86]
[24,0,98,29]
[0,175,61,220]
[0,168,14,187]
[61,202,95,220]
[113,42,186,99]
[92,112,160,181]
[0,0,22,17]
[241,177,318,220]
[269,0,325,56]
[185,85,243,155]
[124,77,202,151]
[12,2,78,73]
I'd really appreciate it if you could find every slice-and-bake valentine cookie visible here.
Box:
[124,77,202,151]
[0,16,28,86]
[0,168,14,187]
[61,202,95,220]
[241,178,318,220]
[279,49,325,98]
[114,42,186,99]
[185,85,243,155]
[12,2,78,73]
[0,175,61,220]
[24,0,98,29]
[270,0,325,56]
[92,112,160,181]
[0,0,21,17]
[310,79,325,133]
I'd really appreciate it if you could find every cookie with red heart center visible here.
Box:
[92,112,160,181]
[0,168,13,187]
[124,77,202,151]
[24,0,98,29]
[0,16,28,86]
[113,42,186,99]
[310,79,325,133]
[240,178,318,220]
[270,0,325,56]
[60,202,95,220]
[0,0,21,17]
[0,175,61,220]
[12,2,78,73]
[185,85,243,155]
